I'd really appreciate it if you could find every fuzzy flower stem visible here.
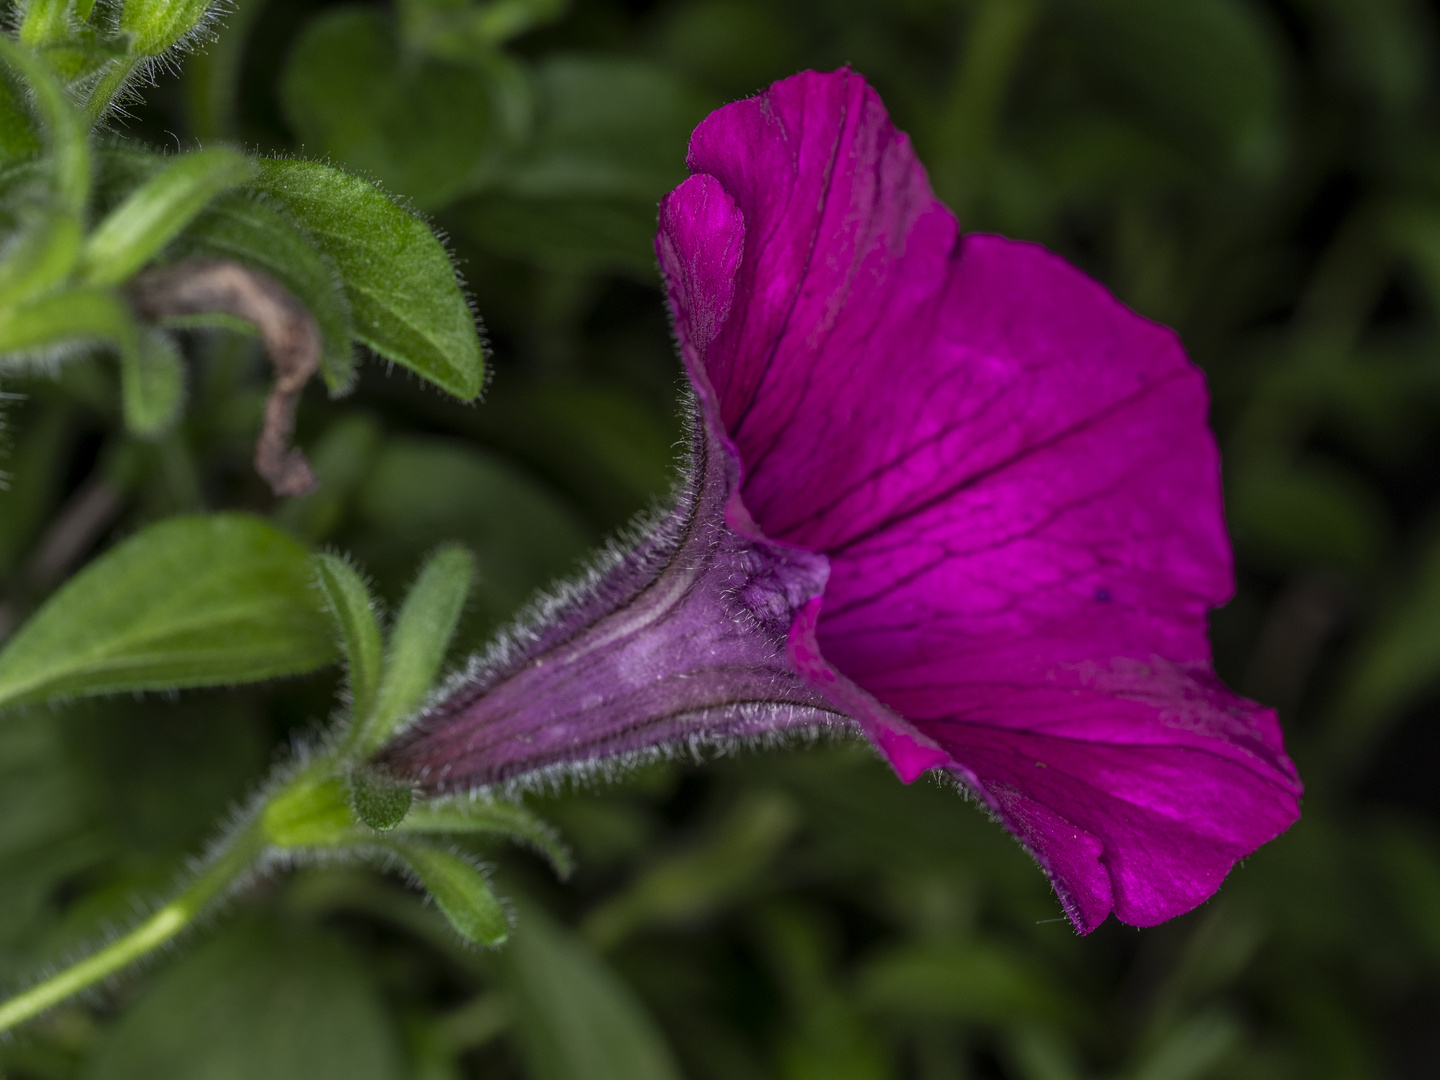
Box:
[0,818,267,1035]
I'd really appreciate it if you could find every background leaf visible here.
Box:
[280,7,509,210]
[83,916,407,1080]
[498,902,683,1080]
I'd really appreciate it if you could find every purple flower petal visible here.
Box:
[656,69,1301,931]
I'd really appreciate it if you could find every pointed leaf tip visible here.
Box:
[251,159,486,400]
[0,514,338,715]
[392,843,508,946]
[361,544,474,753]
[312,553,384,729]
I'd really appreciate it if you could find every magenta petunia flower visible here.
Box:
[380,69,1301,933]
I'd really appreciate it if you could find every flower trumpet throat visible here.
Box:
[380,68,1302,934]
[379,413,852,788]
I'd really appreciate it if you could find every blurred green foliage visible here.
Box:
[3,0,1440,1076]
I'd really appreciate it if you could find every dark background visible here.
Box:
[3,0,1440,1077]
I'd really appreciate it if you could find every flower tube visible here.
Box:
[380,69,1301,933]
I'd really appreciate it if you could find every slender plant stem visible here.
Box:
[0,819,268,1035]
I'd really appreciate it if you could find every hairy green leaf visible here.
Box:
[18,0,74,46]
[363,544,473,752]
[312,553,383,727]
[0,514,337,713]
[120,0,214,57]
[392,842,508,945]
[400,797,573,878]
[81,147,256,286]
[174,191,355,391]
[0,207,82,308]
[0,35,88,212]
[252,159,485,399]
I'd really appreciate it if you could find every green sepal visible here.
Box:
[388,841,509,946]
[360,544,474,754]
[81,147,256,286]
[121,325,184,436]
[349,768,413,831]
[312,553,384,728]
[250,158,486,400]
[399,797,573,879]
[120,0,213,57]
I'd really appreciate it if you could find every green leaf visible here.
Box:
[85,917,407,1080]
[251,158,485,399]
[18,0,73,47]
[173,191,356,392]
[1129,1011,1243,1080]
[312,553,383,726]
[582,791,798,949]
[119,0,214,57]
[0,513,338,713]
[0,404,71,576]
[273,413,384,543]
[1300,0,1431,114]
[362,544,473,752]
[391,842,509,945]
[183,0,266,140]
[120,325,184,436]
[1069,0,1283,175]
[399,0,567,56]
[461,55,708,272]
[0,69,42,162]
[0,207,83,307]
[0,286,139,366]
[0,36,88,214]
[400,796,573,878]
[460,382,677,530]
[856,940,1073,1027]
[1228,455,1390,572]
[497,902,682,1080]
[1322,529,1440,776]
[66,695,268,855]
[280,8,511,210]
[81,147,256,286]
[349,768,413,831]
